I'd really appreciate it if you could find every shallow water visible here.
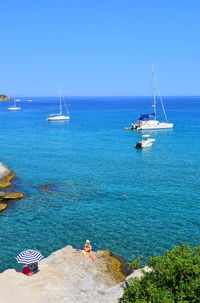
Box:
[0,96,200,272]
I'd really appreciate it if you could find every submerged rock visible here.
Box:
[39,184,56,191]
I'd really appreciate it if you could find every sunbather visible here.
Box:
[84,240,92,252]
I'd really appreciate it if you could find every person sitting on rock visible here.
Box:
[84,240,92,252]
[28,262,38,273]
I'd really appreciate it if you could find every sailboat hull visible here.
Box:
[47,115,70,121]
[8,107,21,110]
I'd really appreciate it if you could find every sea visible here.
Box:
[0,96,200,272]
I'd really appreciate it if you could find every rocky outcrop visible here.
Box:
[0,191,24,212]
[0,245,127,303]
[0,191,24,200]
[0,244,152,303]
[0,162,14,188]
[0,95,10,101]
[0,202,7,211]
[0,162,24,212]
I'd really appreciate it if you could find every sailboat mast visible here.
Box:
[13,91,16,107]
[152,63,156,120]
[59,95,62,115]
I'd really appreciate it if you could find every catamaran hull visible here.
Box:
[137,123,173,130]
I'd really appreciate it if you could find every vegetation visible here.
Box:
[128,257,142,271]
[120,245,200,303]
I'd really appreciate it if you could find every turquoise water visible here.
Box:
[0,96,200,272]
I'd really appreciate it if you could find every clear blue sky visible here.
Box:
[1,0,200,96]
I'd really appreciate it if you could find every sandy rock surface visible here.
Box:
[0,246,126,303]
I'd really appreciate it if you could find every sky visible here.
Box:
[0,0,200,96]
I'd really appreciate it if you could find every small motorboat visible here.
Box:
[135,135,156,149]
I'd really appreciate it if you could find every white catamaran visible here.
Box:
[47,94,70,121]
[131,64,173,130]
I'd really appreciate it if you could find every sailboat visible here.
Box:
[130,64,173,130]
[46,94,70,121]
[8,93,21,110]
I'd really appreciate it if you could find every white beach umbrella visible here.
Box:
[15,249,44,265]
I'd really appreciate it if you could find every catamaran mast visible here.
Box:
[153,65,169,122]
[152,63,156,120]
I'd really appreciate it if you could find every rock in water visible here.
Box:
[0,162,24,212]
[0,163,14,188]
[0,191,24,200]
[0,202,7,211]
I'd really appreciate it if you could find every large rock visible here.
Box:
[0,162,14,188]
[0,245,127,303]
[0,163,24,212]
[125,266,152,281]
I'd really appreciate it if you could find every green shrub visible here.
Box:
[120,245,200,303]
[128,257,142,271]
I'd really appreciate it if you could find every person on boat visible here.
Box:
[84,240,92,252]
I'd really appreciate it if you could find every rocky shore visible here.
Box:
[0,162,24,212]
[0,245,148,303]
[0,94,10,101]
[0,162,150,302]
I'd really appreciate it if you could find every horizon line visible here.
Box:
[10,95,200,98]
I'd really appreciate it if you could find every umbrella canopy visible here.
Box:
[16,250,44,265]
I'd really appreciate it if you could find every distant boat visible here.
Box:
[46,94,70,121]
[8,93,21,110]
[130,64,173,130]
[27,99,32,102]
[15,98,21,102]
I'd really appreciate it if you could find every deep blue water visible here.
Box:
[0,96,200,272]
